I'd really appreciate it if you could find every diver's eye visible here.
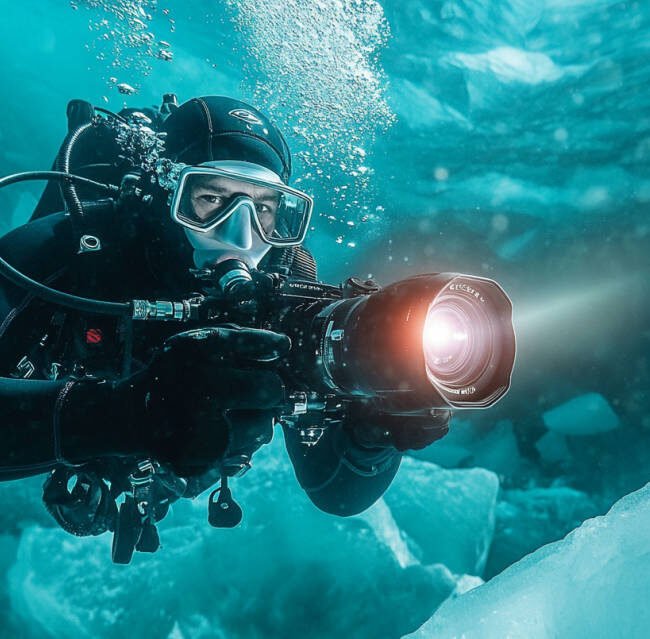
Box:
[255,204,276,233]
[197,194,224,206]
[255,203,274,215]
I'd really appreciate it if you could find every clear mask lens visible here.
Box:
[171,167,313,247]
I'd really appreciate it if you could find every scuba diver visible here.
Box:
[0,95,451,562]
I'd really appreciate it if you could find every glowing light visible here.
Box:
[424,318,468,352]
[515,275,641,334]
[423,307,471,371]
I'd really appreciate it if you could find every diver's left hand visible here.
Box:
[345,404,451,452]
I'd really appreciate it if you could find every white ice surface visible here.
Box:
[444,47,587,85]
[407,482,650,639]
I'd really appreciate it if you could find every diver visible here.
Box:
[0,95,451,561]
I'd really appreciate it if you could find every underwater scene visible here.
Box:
[0,0,649,637]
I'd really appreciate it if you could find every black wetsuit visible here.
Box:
[0,210,401,518]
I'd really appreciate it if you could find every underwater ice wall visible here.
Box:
[376,0,650,222]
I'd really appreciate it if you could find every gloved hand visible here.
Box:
[141,325,290,473]
[61,325,290,474]
[344,402,451,452]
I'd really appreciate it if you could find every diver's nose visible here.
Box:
[214,201,253,250]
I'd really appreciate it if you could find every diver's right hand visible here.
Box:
[60,326,290,474]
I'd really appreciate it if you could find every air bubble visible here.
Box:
[117,82,137,95]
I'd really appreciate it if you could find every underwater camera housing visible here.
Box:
[190,265,516,412]
[301,273,514,410]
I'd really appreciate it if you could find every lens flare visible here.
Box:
[422,288,497,394]
[423,309,470,367]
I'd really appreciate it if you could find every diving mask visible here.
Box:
[170,161,313,247]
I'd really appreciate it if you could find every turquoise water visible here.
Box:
[0,1,649,637]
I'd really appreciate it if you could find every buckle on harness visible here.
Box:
[12,355,35,379]
[111,459,161,564]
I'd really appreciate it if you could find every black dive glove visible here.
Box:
[345,402,451,452]
[60,326,290,474]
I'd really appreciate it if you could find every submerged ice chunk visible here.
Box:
[7,433,464,639]
[384,457,499,575]
[543,392,620,435]
[445,46,587,85]
[410,418,523,478]
[407,482,650,639]
[535,430,572,464]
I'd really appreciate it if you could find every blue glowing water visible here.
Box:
[0,1,649,637]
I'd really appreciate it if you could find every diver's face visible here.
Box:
[180,173,277,269]
[186,175,280,236]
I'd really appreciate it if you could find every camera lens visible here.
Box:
[423,292,494,391]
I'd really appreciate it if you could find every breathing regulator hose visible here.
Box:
[54,100,127,228]
[0,170,132,317]
[57,122,94,225]
[0,170,120,194]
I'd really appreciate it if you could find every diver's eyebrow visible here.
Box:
[193,185,229,193]
[257,193,279,202]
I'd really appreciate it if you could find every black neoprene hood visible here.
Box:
[162,96,292,182]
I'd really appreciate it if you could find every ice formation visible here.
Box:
[535,431,572,465]
[486,486,600,578]
[408,482,650,639]
[543,393,620,436]
[6,433,497,639]
[444,46,587,85]
[385,457,499,575]
[410,418,523,478]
